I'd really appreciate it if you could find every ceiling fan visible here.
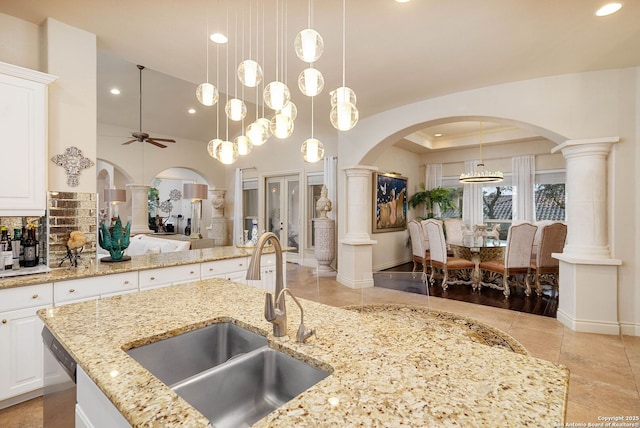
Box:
[122,65,176,149]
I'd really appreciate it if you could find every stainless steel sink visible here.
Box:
[171,347,330,428]
[126,322,267,385]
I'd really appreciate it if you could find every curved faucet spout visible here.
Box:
[246,232,286,336]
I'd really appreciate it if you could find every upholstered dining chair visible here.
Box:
[424,219,474,290]
[408,220,430,275]
[479,222,538,298]
[530,222,567,296]
[443,219,464,246]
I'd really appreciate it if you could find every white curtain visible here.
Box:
[232,168,243,246]
[462,160,484,228]
[323,156,338,221]
[425,163,443,217]
[512,155,536,222]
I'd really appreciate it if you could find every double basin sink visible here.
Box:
[126,322,329,428]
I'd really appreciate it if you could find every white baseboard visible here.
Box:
[557,309,621,335]
[336,273,374,289]
[620,322,640,337]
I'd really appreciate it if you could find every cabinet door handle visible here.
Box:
[150,277,156,281]
[124,281,130,285]
[69,289,75,293]
[190,271,195,274]
[209,268,214,272]
[2,319,6,324]
[32,294,39,299]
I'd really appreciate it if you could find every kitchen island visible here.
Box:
[39,277,568,427]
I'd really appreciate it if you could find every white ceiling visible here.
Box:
[2,0,639,152]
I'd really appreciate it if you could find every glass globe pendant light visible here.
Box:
[247,120,269,146]
[330,101,359,131]
[298,67,324,97]
[225,98,247,121]
[263,81,290,111]
[301,138,324,163]
[301,96,324,163]
[330,0,358,131]
[207,138,223,160]
[330,86,356,106]
[235,134,253,156]
[215,140,238,165]
[238,59,263,88]
[278,101,297,120]
[270,113,294,139]
[294,28,324,63]
[197,82,219,106]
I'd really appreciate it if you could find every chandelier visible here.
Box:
[459,122,504,183]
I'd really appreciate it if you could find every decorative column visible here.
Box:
[127,184,150,236]
[551,137,622,335]
[337,166,377,289]
[314,185,336,277]
[208,188,228,246]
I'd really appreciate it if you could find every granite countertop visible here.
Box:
[39,279,569,427]
[0,246,279,290]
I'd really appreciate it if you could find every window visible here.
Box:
[242,178,258,232]
[534,171,565,221]
[483,184,513,239]
[307,173,324,248]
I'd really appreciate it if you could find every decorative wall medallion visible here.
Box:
[51,146,95,187]
[159,200,173,213]
[169,189,182,201]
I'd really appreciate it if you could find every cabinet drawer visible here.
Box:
[139,264,200,289]
[54,272,138,305]
[0,283,53,312]
[200,257,248,279]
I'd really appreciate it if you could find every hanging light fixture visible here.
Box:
[238,1,263,88]
[226,8,247,121]
[264,0,291,111]
[208,1,224,161]
[298,66,324,97]
[271,113,294,139]
[294,0,324,63]
[459,122,504,183]
[196,5,218,106]
[235,134,253,156]
[301,96,324,163]
[278,100,297,120]
[216,1,237,165]
[330,0,358,131]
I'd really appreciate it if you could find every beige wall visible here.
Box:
[0,13,40,70]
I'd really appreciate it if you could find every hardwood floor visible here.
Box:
[381,262,558,317]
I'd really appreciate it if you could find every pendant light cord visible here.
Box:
[342,0,346,86]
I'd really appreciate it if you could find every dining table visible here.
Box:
[450,242,505,289]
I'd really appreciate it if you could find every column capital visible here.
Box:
[551,136,619,157]
[126,184,150,191]
[343,165,378,177]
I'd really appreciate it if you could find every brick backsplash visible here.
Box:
[47,192,98,268]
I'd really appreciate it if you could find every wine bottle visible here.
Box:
[12,228,21,270]
[19,226,26,267]
[0,227,12,270]
[23,228,37,268]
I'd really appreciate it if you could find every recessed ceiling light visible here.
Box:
[396,0,411,3]
[596,2,623,16]
[210,33,228,44]
[188,108,196,114]
[434,133,443,137]
[110,88,120,95]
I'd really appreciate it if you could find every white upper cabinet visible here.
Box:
[0,62,56,216]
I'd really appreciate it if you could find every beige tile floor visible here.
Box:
[2,264,639,427]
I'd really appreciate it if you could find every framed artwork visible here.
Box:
[373,172,408,233]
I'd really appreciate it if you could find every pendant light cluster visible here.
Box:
[202,0,357,165]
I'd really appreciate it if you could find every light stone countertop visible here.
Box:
[39,278,569,427]
[0,246,279,290]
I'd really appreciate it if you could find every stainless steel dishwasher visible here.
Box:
[42,326,76,427]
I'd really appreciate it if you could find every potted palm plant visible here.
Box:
[408,183,455,219]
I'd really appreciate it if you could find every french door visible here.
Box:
[265,175,300,260]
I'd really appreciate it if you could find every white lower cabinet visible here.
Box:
[201,257,248,281]
[0,283,53,404]
[139,263,200,290]
[54,272,138,305]
[76,366,130,428]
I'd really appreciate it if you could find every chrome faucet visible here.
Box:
[246,232,286,336]
[246,232,316,342]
